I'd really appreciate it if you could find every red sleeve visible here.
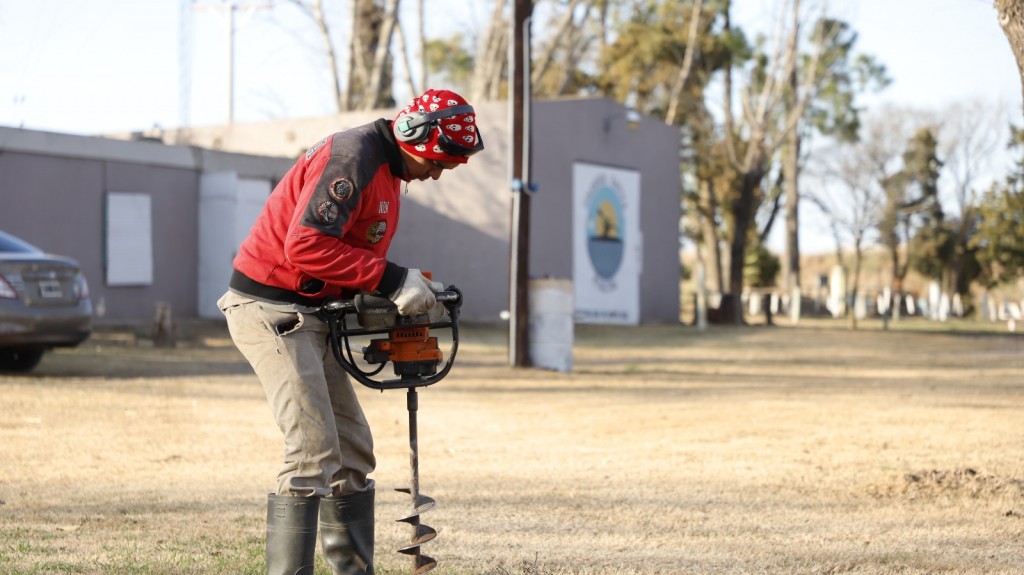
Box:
[282,144,395,292]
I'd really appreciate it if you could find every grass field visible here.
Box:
[1,318,1022,574]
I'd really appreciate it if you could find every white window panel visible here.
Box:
[105,192,153,286]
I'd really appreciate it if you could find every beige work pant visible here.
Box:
[218,291,375,497]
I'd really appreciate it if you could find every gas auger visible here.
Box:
[320,285,462,575]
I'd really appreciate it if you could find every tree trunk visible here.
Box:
[997,0,1024,117]
[286,0,345,112]
[720,0,742,325]
[697,179,723,295]
[665,0,703,124]
[344,0,366,111]
[782,132,800,292]
[417,0,425,93]
[394,18,417,97]
[726,170,763,324]
[362,0,400,109]
[471,0,509,102]
[849,242,864,330]
[531,0,585,87]
[782,3,801,294]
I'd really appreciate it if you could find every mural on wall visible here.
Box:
[572,162,641,325]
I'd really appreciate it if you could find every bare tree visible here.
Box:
[470,0,510,102]
[695,177,725,295]
[664,0,704,124]
[417,0,426,92]
[940,100,1004,216]
[532,0,585,83]
[807,137,887,330]
[936,99,1006,297]
[284,0,396,111]
[780,1,801,299]
[286,0,345,111]
[718,0,830,323]
[361,0,401,109]
[857,106,933,320]
[394,14,418,97]
[530,0,608,96]
[346,0,364,110]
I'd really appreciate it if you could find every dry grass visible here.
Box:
[1,318,1022,574]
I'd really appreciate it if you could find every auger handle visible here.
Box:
[320,290,462,316]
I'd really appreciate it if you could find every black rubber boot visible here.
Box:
[319,489,375,575]
[265,493,320,575]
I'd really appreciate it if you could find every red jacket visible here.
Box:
[231,120,408,305]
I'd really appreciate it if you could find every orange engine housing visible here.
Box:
[369,326,442,376]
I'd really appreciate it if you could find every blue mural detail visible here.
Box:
[586,183,625,279]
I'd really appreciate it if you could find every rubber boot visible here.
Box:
[319,489,375,575]
[265,493,320,575]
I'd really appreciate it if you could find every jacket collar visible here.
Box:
[375,119,410,181]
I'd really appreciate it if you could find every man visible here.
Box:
[218,88,483,575]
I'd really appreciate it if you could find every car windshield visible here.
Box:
[0,231,43,254]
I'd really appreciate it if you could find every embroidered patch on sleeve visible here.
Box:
[316,201,339,225]
[329,177,354,203]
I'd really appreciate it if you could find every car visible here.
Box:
[0,230,93,372]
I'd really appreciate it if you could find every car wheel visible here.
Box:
[0,348,45,372]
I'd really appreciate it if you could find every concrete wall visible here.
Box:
[0,127,294,322]
[529,98,681,323]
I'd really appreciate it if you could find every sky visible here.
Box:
[0,0,496,134]
[0,0,1019,257]
[0,0,1019,136]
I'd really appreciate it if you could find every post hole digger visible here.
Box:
[319,284,462,575]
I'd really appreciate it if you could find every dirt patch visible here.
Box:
[904,468,1024,498]
[867,467,1024,505]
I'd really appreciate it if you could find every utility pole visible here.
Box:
[190,1,272,124]
[226,2,237,123]
[178,0,192,131]
[508,0,533,367]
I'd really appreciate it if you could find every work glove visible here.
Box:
[389,268,444,316]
